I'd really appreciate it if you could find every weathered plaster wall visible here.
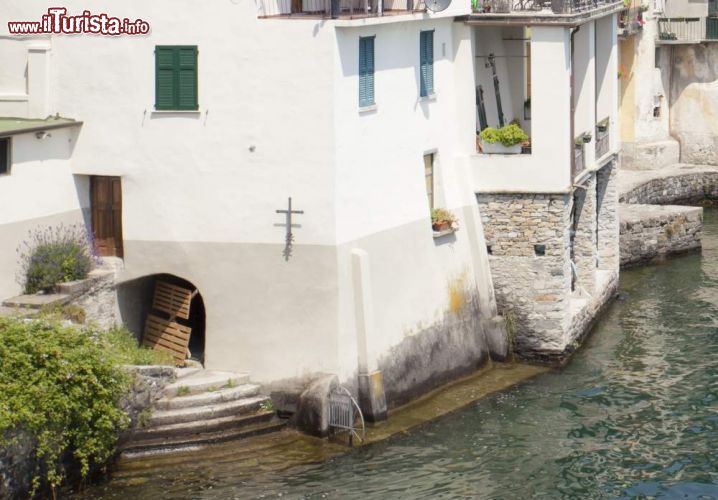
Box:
[670,44,718,165]
[620,204,702,267]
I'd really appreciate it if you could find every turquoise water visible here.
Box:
[83,210,718,499]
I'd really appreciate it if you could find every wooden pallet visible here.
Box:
[143,314,192,364]
[143,281,196,364]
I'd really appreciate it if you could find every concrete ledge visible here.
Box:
[619,164,718,204]
[619,204,702,268]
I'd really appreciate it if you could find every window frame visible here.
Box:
[424,152,435,211]
[154,45,199,111]
[0,137,11,176]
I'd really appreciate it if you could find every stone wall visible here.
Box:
[620,204,702,267]
[476,193,572,358]
[620,170,718,205]
[597,161,620,272]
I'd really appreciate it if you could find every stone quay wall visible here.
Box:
[619,170,718,205]
[618,168,713,268]
[620,204,703,268]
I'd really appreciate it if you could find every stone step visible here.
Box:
[149,396,269,426]
[163,370,250,397]
[2,293,71,310]
[174,367,202,380]
[130,409,276,442]
[120,419,287,458]
[155,384,261,410]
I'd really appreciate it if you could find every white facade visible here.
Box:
[0,0,621,406]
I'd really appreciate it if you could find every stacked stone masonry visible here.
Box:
[476,161,619,364]
[620,204,702,267]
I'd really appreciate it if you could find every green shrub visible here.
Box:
[17,224,94,294]
[479,123,529,147]
[100,326,175,367]
[0,318,130,494]
[479,127,501,144]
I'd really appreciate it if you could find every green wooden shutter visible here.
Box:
[420,31,434,97]
[155,47,176,110]
[177,46,198,110]
[359,37,375,107]
[155,46,198,110]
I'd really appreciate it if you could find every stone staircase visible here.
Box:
[120,368,285,456]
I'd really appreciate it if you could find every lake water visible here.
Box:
[80,209,718,499]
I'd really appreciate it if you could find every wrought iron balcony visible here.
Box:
[618,7,645,37]
[595,118,610,159]
[472,0,621,15]
[656,16,718,41]
[258,0,423,18]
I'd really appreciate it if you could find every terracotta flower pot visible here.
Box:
[433,221,451,232]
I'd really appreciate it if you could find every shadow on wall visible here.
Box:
[117,273,207,364]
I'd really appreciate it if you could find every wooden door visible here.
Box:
[91,176,123,258]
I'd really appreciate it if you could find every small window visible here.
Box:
[653,106,661,118]
[0,138,10,175]
[534,244,546,256]
[155,45,198,111]
[420,30,434,97]
[359,37,375,108]
[487,245,493,255]
[424,153,434,210]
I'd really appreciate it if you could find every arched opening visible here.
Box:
[117,273,206,365]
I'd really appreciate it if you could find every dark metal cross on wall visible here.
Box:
[276,197,304,261]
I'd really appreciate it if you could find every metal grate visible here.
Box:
[328,386,365,445]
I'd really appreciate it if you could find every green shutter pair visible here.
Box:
[155,46,198,111]
[420,31,434,98]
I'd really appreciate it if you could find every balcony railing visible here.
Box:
[473,0,621,15]
[595,118,610,159]
[657,17,705,41]
[573,141,585,179]
[618,7,645,37]
[258,0,423,18]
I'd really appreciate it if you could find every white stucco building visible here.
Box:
[0,0,621,415]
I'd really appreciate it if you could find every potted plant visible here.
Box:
[479,123,529,154]
[597,118,609,132]
[431,208,458,232]
[574,137,584,149]
[582,132,592,143]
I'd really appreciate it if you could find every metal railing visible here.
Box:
[258,0,422,18]
[473,0,621,14]
[573,141,585,179]
[595,119,610,158]
[657,17,704,41]
[618,7,645,37]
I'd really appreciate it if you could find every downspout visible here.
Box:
[570,25,580,182]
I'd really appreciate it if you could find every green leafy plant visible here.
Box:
[0,318,130,495]
[479,123,529,147]
[431,208,458,229]
[17,224,95,294]
[259,400,275,412]
[99,326,175,366]
[176,386,191,397]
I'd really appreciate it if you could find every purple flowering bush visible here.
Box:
[17,224,95,294]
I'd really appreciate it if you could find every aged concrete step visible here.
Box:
[2,293,71,309]
[120,419,287,458]
[163,370,250,397]
[174,367,202,380]
[155,383,261,410]
[149,396,269,426]
[129,410,278,443]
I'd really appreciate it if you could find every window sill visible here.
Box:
[419,93,437,102]
[433,227,458,239]
[358,104,377,114]
[0,94,28,102]
[151,109,202,115]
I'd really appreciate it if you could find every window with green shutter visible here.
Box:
[420,31,434,97]
[359,36,375,108]
[155,46,198,111]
